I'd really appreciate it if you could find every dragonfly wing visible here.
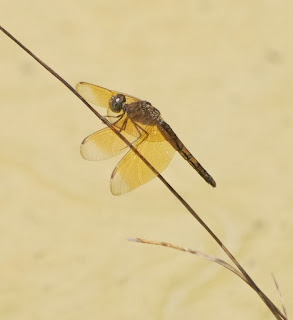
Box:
[76,82,140,108]
[110,125,176,195]
[81,126,138,160]
[76,82,142,124]
[76,82,114,108]
[81,114,140,160]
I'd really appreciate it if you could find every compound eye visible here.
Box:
[109,94,125,113]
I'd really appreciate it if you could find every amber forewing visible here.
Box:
[76,82,139,108]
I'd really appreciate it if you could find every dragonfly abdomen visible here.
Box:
[179,146,216,187]
[160,121,216,188]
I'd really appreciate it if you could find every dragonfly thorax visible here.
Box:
[109,94,126,113]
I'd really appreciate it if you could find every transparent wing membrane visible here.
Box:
[76,82,140,108]
[80,115,140,161]
[110,125,176,195]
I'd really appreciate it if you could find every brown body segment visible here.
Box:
[159,120,216,188]
[125,100,216,188]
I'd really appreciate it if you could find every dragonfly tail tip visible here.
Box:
[209,178,216,188]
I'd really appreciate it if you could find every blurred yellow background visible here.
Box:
[1,1,292,319]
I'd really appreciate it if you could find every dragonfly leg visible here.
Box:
[105,114,121,119]
[119,117,129,132]
[131,121,149,147]
[105,113,123,123]
[105,112,128,133]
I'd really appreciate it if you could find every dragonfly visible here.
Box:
[76,82,216,195]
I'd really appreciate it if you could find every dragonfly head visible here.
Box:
[109,94,126,113]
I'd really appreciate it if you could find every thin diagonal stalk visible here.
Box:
[272,274,288,319]
[131,238,288,318]
[0,26,286,320]
[129,237,248,283]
